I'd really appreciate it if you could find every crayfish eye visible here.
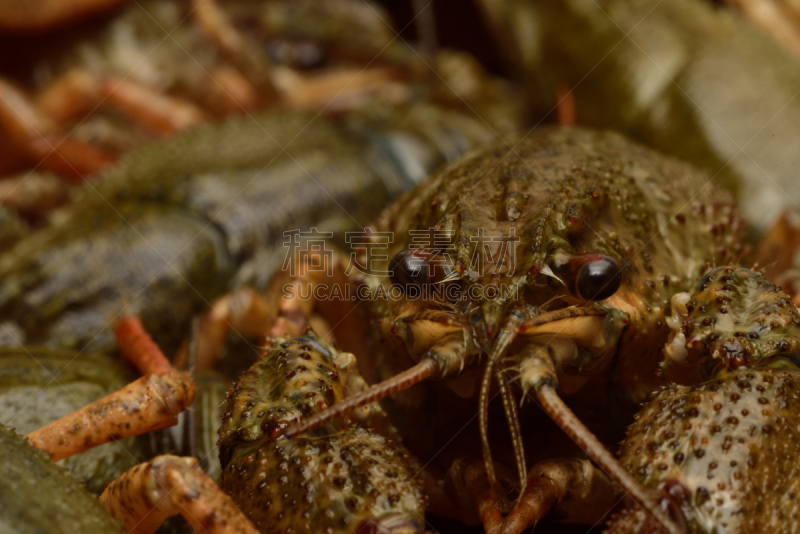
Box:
[575,255,622,301]
[389,249,452,292]
[551,251,623,301]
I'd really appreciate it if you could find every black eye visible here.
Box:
[576,255,622,301]
[550,251,622,301]
[389,249,452,291]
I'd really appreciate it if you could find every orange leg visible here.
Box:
[37,69,205,136]
[115,315,175,376]
[206,66,260,115]
[272,66,407,111]
[191,286,278,372]
[26,317,195,462]
[100,76,205,134]
[100,455,258,534]
[0,69,206,183]
[189,0,277,106]
[555,83,576,126]
[0,77,117,181]
[189,251,368,374]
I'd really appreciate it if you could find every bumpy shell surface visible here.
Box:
[219,335,425,533]
[664,266,800,384]
[223,428,424,533]
[613,368,800,533]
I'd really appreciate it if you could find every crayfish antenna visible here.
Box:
[535,386,684,534]
[478,317,521,490]
[281,358,439,439]
[500,305,684,534]
[495,365,527,491]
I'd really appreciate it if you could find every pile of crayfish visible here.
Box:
[2,1,800,534]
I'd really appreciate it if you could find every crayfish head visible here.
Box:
[378,240,631,396]
[663,266,800,384]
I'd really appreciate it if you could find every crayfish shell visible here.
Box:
[218,334,425,533]
[611,367,800,533]
[223,427,424,533]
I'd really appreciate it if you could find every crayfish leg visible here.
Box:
[441,457,510,532]
[37,69,205,136]
[187,248,370,374]
[115,315,175,375]
[555,83,576,126]
[500,458,617,534]
[189,0,277,106]
[501,309,684,534]
[0,77,117,181]
[272,249,369,358]
[100,454,258,534]
[183,286,276,371]
[26,317,196,462]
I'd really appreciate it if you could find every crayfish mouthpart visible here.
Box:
[666,292,691,332]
